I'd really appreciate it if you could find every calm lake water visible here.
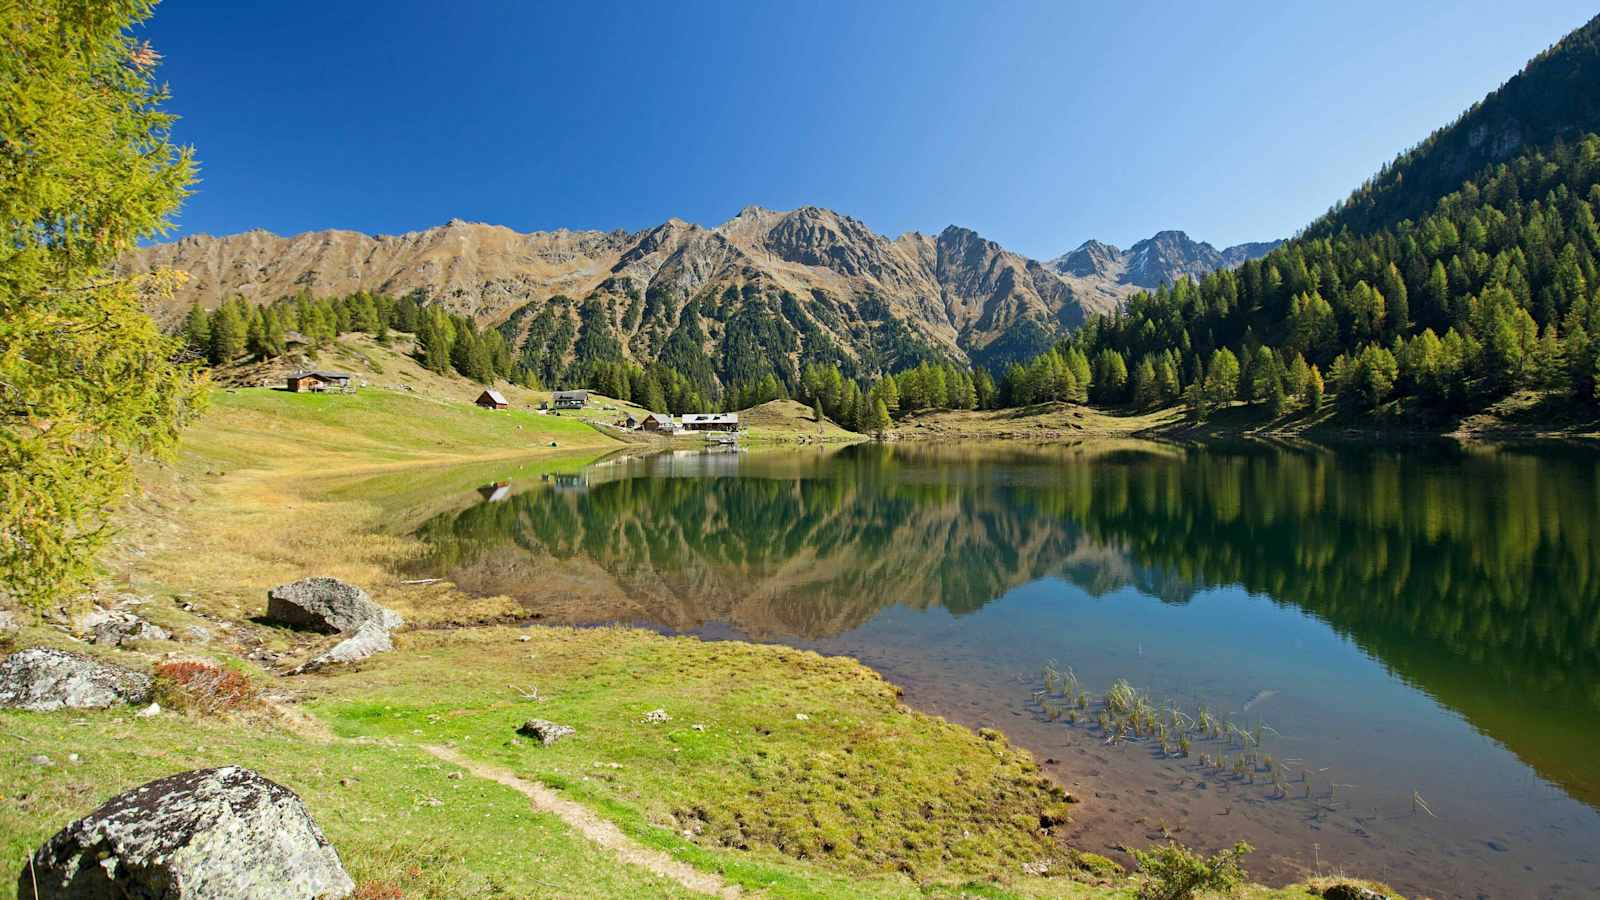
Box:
[406,441,1600,899]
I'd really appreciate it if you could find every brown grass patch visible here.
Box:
[153,660,258,714]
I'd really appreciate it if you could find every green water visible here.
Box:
[408,441,1600,898]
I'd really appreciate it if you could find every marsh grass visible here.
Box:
[1029,666,1352,807]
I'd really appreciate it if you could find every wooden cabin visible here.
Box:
[553,390,589,410]
[475,389,509,410]
[640,413,679,433]
[286,370,354,393]
[681,413,739,432]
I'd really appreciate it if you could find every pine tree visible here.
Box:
[1132,357,1159,408]
[2,0,201,610]
[1307,364,1326,410]
[182,302,210,355]
[866,398,891,438]
[209,303,246,364]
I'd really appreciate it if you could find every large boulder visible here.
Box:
[266,577,402,634]
[20,766,354,899]
[0,648,152,711]
[79,609,171,646]
[295,622,392,673]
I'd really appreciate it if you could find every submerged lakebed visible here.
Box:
[401,441,1600,899]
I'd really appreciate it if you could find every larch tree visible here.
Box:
[2,0,203,612]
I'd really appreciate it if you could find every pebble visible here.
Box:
[136,702,161,718]
[29,755,53,767]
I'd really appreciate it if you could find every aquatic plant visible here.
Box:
[1131,840,1252,900]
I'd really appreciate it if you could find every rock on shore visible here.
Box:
[20,766,354,899]
[266,577,402,634]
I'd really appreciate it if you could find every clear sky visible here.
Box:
[139,0,1595,258]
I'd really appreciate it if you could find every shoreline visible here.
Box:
[2,385,1407,898]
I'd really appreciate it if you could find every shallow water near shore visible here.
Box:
[404,440,1600,899]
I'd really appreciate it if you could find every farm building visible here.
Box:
[286,371,354,393]
[475,389,509,410]
[640,413,679,433]
[553,390,588,409]
[681,413,739,432]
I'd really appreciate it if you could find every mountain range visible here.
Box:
[124,209,1275,372]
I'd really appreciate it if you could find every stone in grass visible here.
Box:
[517,719,576,746]
[20,765,354,900]
[266,577,403,635]
[294,622,393,673]
[79,609,171,646]
[0,648,153,712]
[1322,886,1390,900]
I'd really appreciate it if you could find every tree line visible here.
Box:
[1012,134,1600,419]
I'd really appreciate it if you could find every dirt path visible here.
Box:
[422,745,740,899]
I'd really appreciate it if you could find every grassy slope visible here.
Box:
[890,403,1184,442]
[891,394,1600,445]
[740,399,865,445]
[1,355,1387,899]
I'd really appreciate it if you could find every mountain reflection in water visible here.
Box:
[408,441,1600,898]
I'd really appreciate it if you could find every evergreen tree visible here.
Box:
[2,0,202,610]
[866,398,891,438]
[208,302,245,364]
[182,302,210,355]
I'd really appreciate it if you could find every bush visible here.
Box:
[152,661,258,714]
[1132,840,1252,900]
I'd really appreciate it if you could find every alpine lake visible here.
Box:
[392,439,1600,899]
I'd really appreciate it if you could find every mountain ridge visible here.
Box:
[124,209,1276,378]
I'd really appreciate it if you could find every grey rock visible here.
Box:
[295,622,392,673]
[79,609,171,646]
[0,649,153,711]
[20,765,354,899]
[29,754,53,767]
[517,719,575,745]
[1322,886,1389,900]
[0,609,19,632]
[266,577,402,635]
[137,703,161,718]
[184,625,213,642]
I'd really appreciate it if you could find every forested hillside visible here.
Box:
[993,16,1600,425]
[1307,14,1600,238]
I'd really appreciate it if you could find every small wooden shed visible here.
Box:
[640,413,679,433]
[286,370,354,393]
[475,389,509,410]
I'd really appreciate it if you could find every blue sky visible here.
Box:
[140,1,1595,258]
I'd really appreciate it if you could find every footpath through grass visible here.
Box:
[3,380,1396,899]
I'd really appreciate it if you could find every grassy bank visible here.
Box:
[2,375,1392,898]
[889,391,1600,445]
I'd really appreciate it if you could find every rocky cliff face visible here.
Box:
[124,209,1272,373]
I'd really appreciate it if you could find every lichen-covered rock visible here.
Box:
[1323,886,1390,900]
[0,648,153,711]
[79,609,171,646]
[295,622,392,673]
[266,577,402,634]
[20,766,354,899]
[517,718,576,745]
